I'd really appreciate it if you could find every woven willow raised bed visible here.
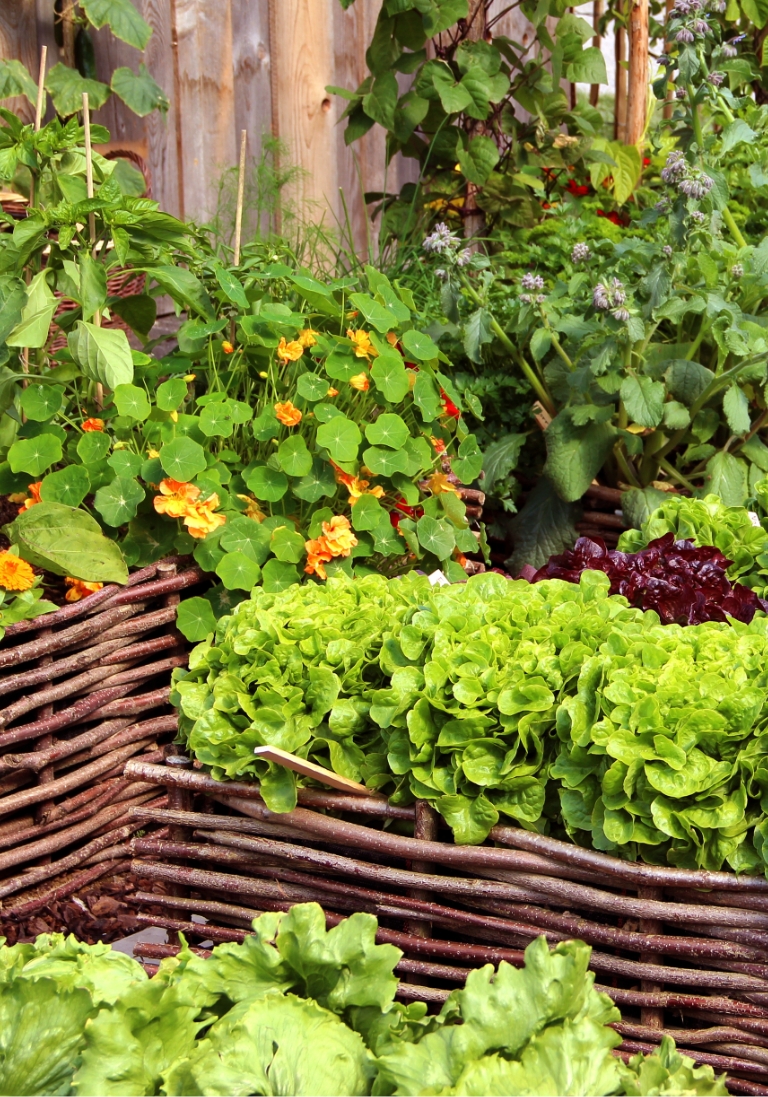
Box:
[0,558,202,929]
[125,759,768,1096]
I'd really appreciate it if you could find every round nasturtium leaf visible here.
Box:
[228,400,253,424]
[160,438,207,482]
[77,431,111,466]
[8,434,63,476]
[156,377,188,411]
[93,476,146,527]
[215,550,261,591]
[277,435,313,478]
[113,383,151,421]
[199,401,235,438]
[313,402,343,423]
[107,450,143,478]
[220,515,271,564]
[350,492,388,532]
[362,445,409,477]
[243,463,289,502]
[365,413,409,450]
[291,457,336,503]
[325,349,360,381]
[175,596,217,641]
[40,465,90,507]
[370,354,410,402]
[270,524,306,563]
[193,529,227,572]
[401,328,440,362]
[296,372,331,402]
[19,384,64,422]
[261,558,300,592]
[251,410,280,441]
[416,514,455,559]
[316,415,361,463]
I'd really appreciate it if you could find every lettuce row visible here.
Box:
[0,910,726,1096]
[175,567,768,871]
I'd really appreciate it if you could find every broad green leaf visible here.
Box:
[18,384,64,422]
[8,434,62,477]
[110,64,168,116]
[620,375,665,428]
[297,372,331,402]
[721,119,757,155]
[723,385,751,435]
[463,307,493,364]
[81,0,153,48]
[5,502,128,582]
[435,792,499,844]
[316,416,362,463]
[611,143,642,205]
[365,413,409,449]
[68,322,134,390]
[507,476,578,572]
[113,383,151,420]
[261,558,300,592]
[216,551,261,591]
[0,59,38,103]
[416,514,455,558]
[6,271,57,349]
[363,445,409,476]
[215,266,249,308]
[277,435,313,477]
[108,450,143,478]
[40,466,90,508]
[156,378,188,411]
[109,294,156,339]
[401,329,439,362]
[292,458,336,503]
[145,266,214,319]
[78,255,108,322]
[482,433,525,496]
[566,45,607,84]
[93,476,145,527]
[413,371,442,421]
[45,64,110,116]
[350,493,388,532]
[620,486,670,529]
[271,525,306,563]
[159,438,207,482]
[370,353,410,401]
[544,413,616,502]
[77,431,111,465]
[176,596,217,641]
[665,360,714,405]
[220,516,271,565]
[701,452,748,506]
[348,292,399,333]
[244,463,289,502]
[457,134,500,185]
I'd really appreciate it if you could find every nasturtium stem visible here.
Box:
[614,443,641,488]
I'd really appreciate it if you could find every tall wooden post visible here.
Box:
[463,0,487,242]
[614,1,628,143]
[626,0,650,147]
[589,0,603,107]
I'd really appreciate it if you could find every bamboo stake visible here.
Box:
[626,0,650,147]
[590,0,603,107]
[34,47,47,132]
[82,91,103,407]
[233,128,247,266]
[662,0,675,119]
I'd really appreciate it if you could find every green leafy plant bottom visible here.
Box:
[0,910,726,1096]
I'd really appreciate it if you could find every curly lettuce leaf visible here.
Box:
[619,1035,728,1096]
[162,990,376,1097]
[0,932,143,1007]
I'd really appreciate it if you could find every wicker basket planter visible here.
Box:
[0,558,202,932]
[125,760,768,1095]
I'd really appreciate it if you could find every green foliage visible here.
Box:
[176,565,768,872]
[4,502,128,583]
[0,914,728,1096]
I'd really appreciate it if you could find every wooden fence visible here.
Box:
[0,0,538,252]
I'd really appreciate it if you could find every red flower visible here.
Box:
[596,209,625,227]
[439,389,461,419]
[392,498,424,524]
[565,179,590,197]
[643,157,651,167]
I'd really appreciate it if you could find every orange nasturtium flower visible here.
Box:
[426,471,458,495]
[304,514,358,580]
[15,482,42,513]
[65,577,103,602]
[153,478,226,539]
[0,552,35,591]
[275,401,302,427]
[386,331,399,347]
[430,436,447,454]
[237,494,267,522]
[277,337,304,364]
[347,329,378,360]
[222,341,235,355]
[82,418,104,432]
[349,372,370,392]
[326,387,339,397]
[298,328,319,348]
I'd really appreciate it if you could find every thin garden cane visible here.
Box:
[82,92,103,408]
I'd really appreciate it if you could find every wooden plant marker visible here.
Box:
[253,745,369,796]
